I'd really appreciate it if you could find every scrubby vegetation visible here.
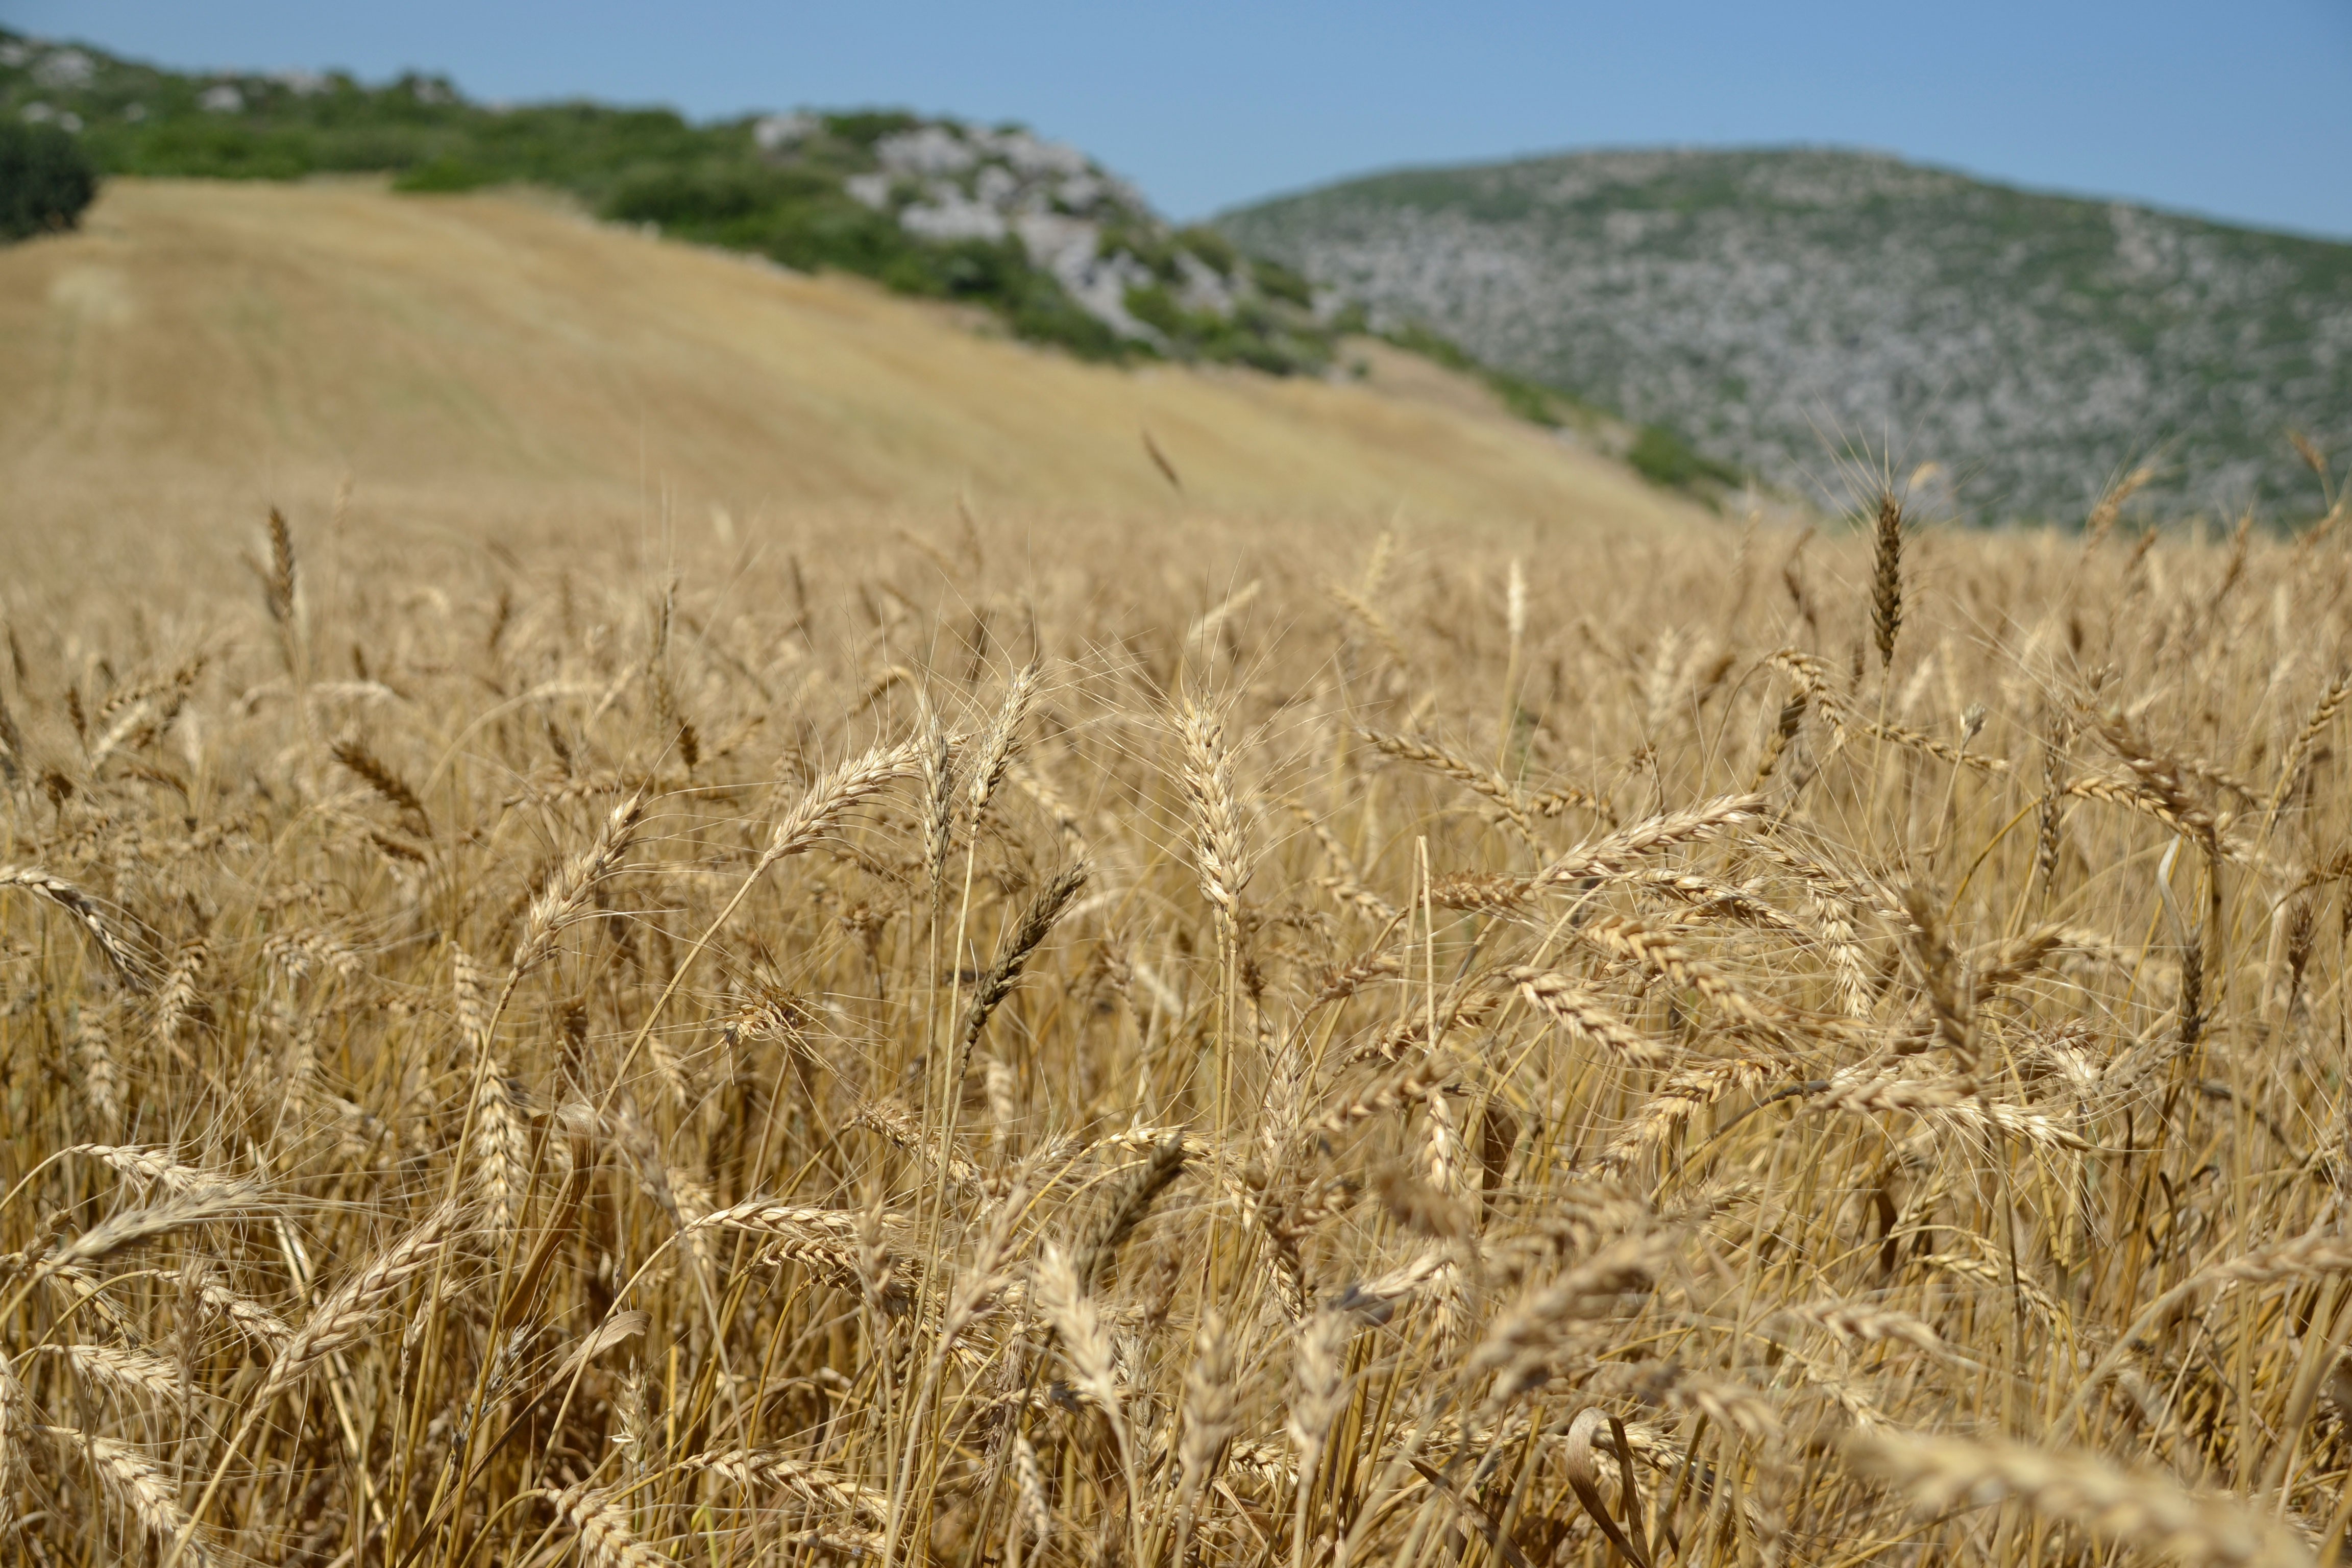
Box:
[0,118,96,239]
[1378,322,1745,502]
[1625,424,1743,496]
[5,451,2352,1565]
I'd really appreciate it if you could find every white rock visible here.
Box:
[1014,212,1157,339]
[973,164,1018,207]
[988,129,1088,180]
[753,112,816,152]
[1175,251,1235,315]
[877,125,975,177]
[901,188,1008,243]
[31,48,93,88]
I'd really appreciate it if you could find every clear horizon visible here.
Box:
[6,0,2348,239]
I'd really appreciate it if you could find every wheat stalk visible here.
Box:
[1508,966,1674,1065]
[1033,1243,1123,1425]
[1287,1304,1352,1555]
[44,1185,261,1267]
[1179,699,1251,921]
[183,1264,292,1348]
[1870,488,1904,668]
[955,861,1088,1079]
[0,865,154,987]
[1576,913,1788,1036]
[1071,1132,1187,1290]
[55,1342,186,1407]
[1538,794,1770,886]
[1470,1230,1673,1412]
[261,1202,461,1402]
[508,789,646,986]
[1177,1307,1237,1518]
[542,1483,680,1568]
[678,1449,889,1523]
[1851,1429,2313,1566]
[966,661,1041,822]
[688,1198,885,1291]
[49,1425,220,1567]
[67,1143,238,1196]
[1360,727,1541,843]
[2268,669,2351,816]
[0,1352,26,1531]
[331,732,431,836]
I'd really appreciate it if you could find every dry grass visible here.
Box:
[0,178,1706,590]
[4,474,2352,1568]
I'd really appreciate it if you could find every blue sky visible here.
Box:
[8,0,2350,237]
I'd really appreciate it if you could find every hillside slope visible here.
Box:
[1222,148,2352,521]
[0,26,1329,370]
[0,179,1701,580]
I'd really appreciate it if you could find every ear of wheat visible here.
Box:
[1852,1430,2313,1567]
[50,1426,221,1567]
[542,1483,680,1568]
[1179,699,1250,921]
[262,1204,461,1401]
[1,867,154,987]
[1870,488,1904,668]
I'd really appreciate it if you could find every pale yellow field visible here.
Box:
[0,178,1704,604]
[4,176,2351,1568]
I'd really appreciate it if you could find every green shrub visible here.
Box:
[93,119,322,180]
[754,201,913,277]
[1628,423,1741,492]
[1174,225,1237,277]
[393,154,495,192]
[1380,321,1478,373]
[1380,323,1594,427]
[1004,276,1128,361]
[1122,284,1188,338]
[1250,257,1314,308]
[820,110,921,148]
[604,164,782,226]
[1489,375,1562,425]
[886,236,1031,301]
[0,122,99,241]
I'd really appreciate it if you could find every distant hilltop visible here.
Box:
[0,29,1331,374]
[1223,146,2352,521]
[18,28,2345,524]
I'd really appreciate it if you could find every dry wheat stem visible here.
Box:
[0,865,155,987]
[542,1482,682,1568]
[607,740,919,1111]
[1851,1429,2314,1566]
[46,1425,221,1567]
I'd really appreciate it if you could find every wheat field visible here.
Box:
[3,469,2351,1568]
[1,180,1704,555]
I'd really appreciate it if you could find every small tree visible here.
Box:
[0,121,99,242]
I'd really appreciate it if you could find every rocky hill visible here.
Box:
[0,28,1327,372]
[1222,148,2352,521]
